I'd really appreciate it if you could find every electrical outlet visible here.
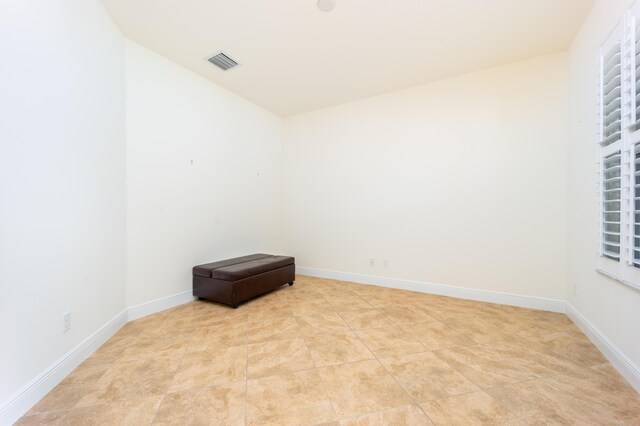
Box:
[383,259,389,268]
[369,258,375,267]
[63,312,71,332]
[573,282,578,296]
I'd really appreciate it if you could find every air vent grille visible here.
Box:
[207,52,239,71]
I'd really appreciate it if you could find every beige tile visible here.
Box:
[355,289,403,308]
[381,305,435,325]
[442,314,514,345]
[504,342,591,378]
[419,391,524,425]
[425,305,475,324]
[60,361,112,385]
[621,411,640,426]
[434,344,538,388]
[517,330,608,368]
[590,362,620,376]
[317,286,357,298]
[247,289,287,307]
[246,370,336,425]
[287,282,324,295]
[295,311,351,335]
[253,295,289,312]
[116,313,166,337]
[379,352,479,402]
[338,309,396,330]
[246,316,301,343]
[163,299,211,315]
[247,337,314,378]
[487,379,625,425]
[15,411,68,425]
[457,340,590,382]
[317,360,411,418]
[76,357,181,407]
[403,293,444,307]
[304,330,375,367]
[133,315,199,339]
[193,303,249,326]
[250,303,296,319]
[292,304,336,318]
[503,318,577,340]
[340,405,433,425]
[286,290,329,303]
[591,362,637,385]
[154,381,246,425]
[323,294,373,310]
[119,335,191,361]
[18,276,640,425]
[356,326,427,358]
[507,309,578,336]
[59,396,162,426]
[542,366,640,422]
[84,333,138,365]
[170,346,247,392]
[357,294,400,308]
[388,289,427,301]
[29,382,97,414]
[187,319,247,351]
[459,303,515,321]
[402,321,474,350]
[304,331,375,367]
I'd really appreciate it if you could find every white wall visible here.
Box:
[125,41,283,307]
[567,0,640,375]
[5,0,639,419]
[0,0,126,411]
[283,53,569,301]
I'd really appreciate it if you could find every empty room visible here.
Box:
[2,0,640,424]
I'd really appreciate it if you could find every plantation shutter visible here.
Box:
[603,151,622,260]
[601,42,622,146]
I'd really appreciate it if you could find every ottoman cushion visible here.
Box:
[210,256,294,280]
[193,253,271,277]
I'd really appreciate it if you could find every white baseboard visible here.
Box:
[127,290,195,321]
[297,266,566,313]
[0,310,128,426]
[566,303,640,393]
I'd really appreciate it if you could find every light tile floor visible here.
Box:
[17,275,640,425]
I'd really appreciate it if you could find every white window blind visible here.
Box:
[603,151,622,260]
[597,4,640,291]
[634,22,640,127]
[599,24,623,273]
[602,44,622,147]
[634,146,640,266]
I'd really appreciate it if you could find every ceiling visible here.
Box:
[100,0,595,117]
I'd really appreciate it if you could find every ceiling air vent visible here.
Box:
[206,51,239,71]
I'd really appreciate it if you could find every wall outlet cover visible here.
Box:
[63,312,71,332]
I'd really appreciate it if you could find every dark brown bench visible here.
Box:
[192,254,295,308]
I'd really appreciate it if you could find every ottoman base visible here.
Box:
[193,258,295,308]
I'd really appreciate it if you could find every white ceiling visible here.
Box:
[100,0,595,117]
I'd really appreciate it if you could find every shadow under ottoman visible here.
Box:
[193,253,295,308]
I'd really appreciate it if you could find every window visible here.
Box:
[597,6,640,291]
[602,151,621,261]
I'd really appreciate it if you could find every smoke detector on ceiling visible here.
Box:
[206,51,239,71]
[317,0,336,12]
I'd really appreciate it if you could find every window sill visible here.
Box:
[596,268,640,292]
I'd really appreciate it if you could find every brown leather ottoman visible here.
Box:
[193,254,295,308]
